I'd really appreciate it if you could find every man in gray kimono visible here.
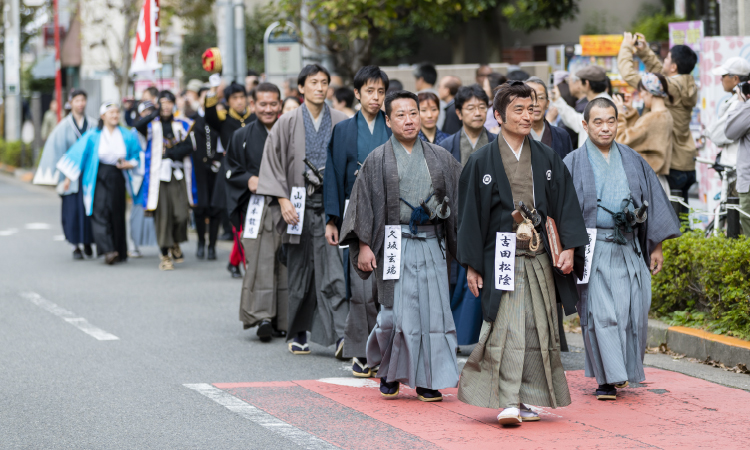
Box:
[340,90,463,403]
[563,97,680,400]
[256,64,349,355]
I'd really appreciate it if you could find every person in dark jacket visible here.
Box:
[525,77,574,160]
[417,92,449,144]
[188,85,222,260]
[439,76,463,135]
[438,84,497,166]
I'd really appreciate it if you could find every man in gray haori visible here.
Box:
[256,64,349,356]
[340,90,463,403]
[563,97,680,400]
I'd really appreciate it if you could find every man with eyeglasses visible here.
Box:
[439,84,497,166]
[438,84,497,347]
[525,77,574,160]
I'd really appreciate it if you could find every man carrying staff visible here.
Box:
[33,89,96,260]
[137,91,197,271]
[257,64,349,355]
[340,90,463,402]
[564,98,680,400]
[456,81,588,425]
[226,83,288,342]
[324,65,391,375]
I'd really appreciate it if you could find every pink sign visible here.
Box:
[669,21,704,52]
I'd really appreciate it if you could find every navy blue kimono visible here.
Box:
[438,128,497,164]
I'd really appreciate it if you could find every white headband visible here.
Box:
[99,101,119,116]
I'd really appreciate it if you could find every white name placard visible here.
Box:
[383,225,402,280]
[494,232,517,291]
[339,199,351,249]
[286,186,306,235]
[242,194,265,239]
[577,228,598,284]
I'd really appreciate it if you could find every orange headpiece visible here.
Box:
[202,47,222,74]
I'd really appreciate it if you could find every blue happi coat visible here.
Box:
[56,126,141,216]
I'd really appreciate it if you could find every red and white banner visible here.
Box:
[130,0,161,74]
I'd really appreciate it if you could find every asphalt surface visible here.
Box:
[1,173,747,449]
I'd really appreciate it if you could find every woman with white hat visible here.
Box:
[56,102,142,264]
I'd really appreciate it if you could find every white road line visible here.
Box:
[53,234,65,241]
[0,228,19,236]
[25,223,51,230]
[184,383,340,450]
[21,292,119,341]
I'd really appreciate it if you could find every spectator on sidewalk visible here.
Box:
[439,75,463,135]
[332,86,356,118]
[613,73,674,194]
[41,99,59,141]
[417,92,449,144]
[551,65,613,148]
[706,57,750,168]
[618,32,698,204]
[725,81,750,235]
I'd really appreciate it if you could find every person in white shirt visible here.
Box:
[551,66,613,148]
[706,57,750,168]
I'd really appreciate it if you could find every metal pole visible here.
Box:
[31,92,41,164]
[219,0,235,84]
[670,189,683,219]
[4,0,22,142]
[54,0,62,121]
[726,197,740,238]
[233,0,246,84]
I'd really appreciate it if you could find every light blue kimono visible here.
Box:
[56,126,141,216]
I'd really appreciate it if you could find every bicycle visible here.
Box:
[694,153,737,237]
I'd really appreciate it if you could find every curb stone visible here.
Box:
[647,318,750,367]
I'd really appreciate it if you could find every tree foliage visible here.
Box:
[501,0,579,32]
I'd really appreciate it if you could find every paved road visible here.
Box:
[1,173,748,449]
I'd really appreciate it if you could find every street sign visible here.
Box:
[264,22,302,77]
[579,35,623,57]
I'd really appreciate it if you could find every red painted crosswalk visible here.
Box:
[192,368,750,449]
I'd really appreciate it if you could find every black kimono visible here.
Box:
[456,137,589,321]
[225,119,270,227]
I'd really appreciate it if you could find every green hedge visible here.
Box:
[652,230,750,340]
[0,139,24,167]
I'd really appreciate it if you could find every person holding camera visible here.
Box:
[619,32,698,205]
[725,71,750,235]
[707,58,750,168]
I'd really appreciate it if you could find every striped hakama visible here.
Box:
[366,225,459,390]
[458,250,571,408]
[581,230,651,385]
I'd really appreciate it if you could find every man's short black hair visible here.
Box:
[223,81,246,98]
[583,97,618,122]
[253,82,281,101]
[334,87,355,108]
[492,81,536,123]
[669,45,698,75]
[246,69,260,77]
[145,86,159,99]
[454,84,489,111]
[581,78,608,94]
[158,90,176,103]
[384,90,419,117]
[298,64,331,88]
[413,62,438,86]
[353,65,389,92]
[69,88,87,100]
[507,70,530,81]
[386,79,403,94]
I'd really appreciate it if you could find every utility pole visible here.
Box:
[4,0,21,141]
[217,0,235,84]
[233,0,245,83]
[53,0,62,120]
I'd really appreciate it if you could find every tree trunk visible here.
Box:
[451,24,466,64]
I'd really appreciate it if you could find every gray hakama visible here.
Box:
[154,177,190,249]
[286,193,349,346]
[240,202,289,330]
[343,259,376,358]
[129,204,157,247]
[366,225,459,390]
[563,140,681,387]
[583,230,651,384]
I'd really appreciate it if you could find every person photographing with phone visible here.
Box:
[706,57,750,174]
[724,65,750,235]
